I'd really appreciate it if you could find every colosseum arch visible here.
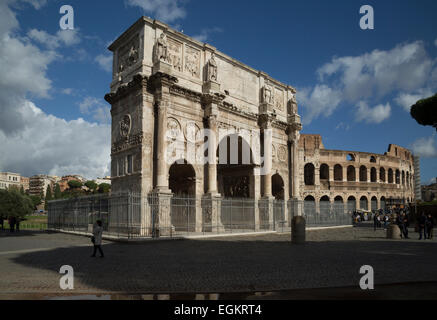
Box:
[402,170,405,185]
[304,163,315,185]
[304,195,316,216]
[395,169,400,184]
[334,195,344,214]
[320,164,329,180]
[406,172,410,188]
[370,167,377,183]
[360,196,368,210]
[347,165,356,182]
[388,168,394,183]
[347,154,355,161]
[320,195,330,215]
[334,164,343,181]
[359,166,367,182]
[370,156,376,163]
[371,196,377,211]
[347,196,356,212]
[380,167,386,182]
[381,196,386,210]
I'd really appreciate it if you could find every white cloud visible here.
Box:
[192,27,223,43]
[394,88,434,112]
[434,38,437,47]
[61,88,73,95]
[410,135,437,158]
[299,41,436,124]
[0,1,110,179]
[20,0,47,9]
[95,54,113,72]
[297,85,342,124]
[355,101,391,124]
[317,41,434,101]
[0,101,110,179]
[27,28,81,49]
[78,97,111,124]
[126,0,186,23]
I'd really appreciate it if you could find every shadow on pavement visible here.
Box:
[8,234,437,299]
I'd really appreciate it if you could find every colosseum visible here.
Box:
[298,134,416,215]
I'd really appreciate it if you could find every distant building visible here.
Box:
[0,172,21,190]
[29,175,57,197]
[57,175,86,192]
[20,176,30,192]
[95,176,111,185]
[422,178,437,202]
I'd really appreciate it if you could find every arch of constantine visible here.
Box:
[55,16,415,238]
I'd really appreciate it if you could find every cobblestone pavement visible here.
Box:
[0,226,436,297]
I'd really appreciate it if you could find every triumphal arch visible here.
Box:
[105,17,302,235]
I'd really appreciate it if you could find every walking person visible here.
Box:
[0,216,4,231]
[402,213,409,239]
[418,212,427,240]
[8,216,16,233]
[91,220,104,258]
[373,213,379,231]
[426,214,434,240]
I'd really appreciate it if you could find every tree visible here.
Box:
[29,195,42,209]
[54,183,62,199]
[98,183,111,193]
[45,185,53,210]
[85,180,98,193]
[0,189,33,218]
[20,185,25,195]
[68,180,83,189]
[410,93,437,131]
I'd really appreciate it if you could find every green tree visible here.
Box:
[29,195,42,209]
[45,185,53,210]
[85,180,98,193]
[68,180,83,189]
[98,183,111,193]
[54,183,62,199]
[20,185,25,195]
[0,189,33,218]
[410,93,437,131]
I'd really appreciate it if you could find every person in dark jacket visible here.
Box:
[418,213,427,240]
[401,213,409,239]
[8,216,16,233]
[0,216,4,231]
[426,214,434,239]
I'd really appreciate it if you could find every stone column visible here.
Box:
[202,93,224,233]
[155,101,170,192]
[260,115,274,229]
[342,166,347,182]
[150,73,177,237]
[207,115,218,194]
[329,167,334,182]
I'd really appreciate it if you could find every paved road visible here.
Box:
[0,227,436,297]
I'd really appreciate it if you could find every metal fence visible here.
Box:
[48,193,352,239]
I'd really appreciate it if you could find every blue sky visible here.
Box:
[0,0,436,184]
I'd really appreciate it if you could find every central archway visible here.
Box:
[217,133,256,231]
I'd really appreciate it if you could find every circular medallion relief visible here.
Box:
[184,121,201,143]
[278,145,287,162]
[167,118,182,140]
[120,114,131,137]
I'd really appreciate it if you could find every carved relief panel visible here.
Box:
[117,34,140,74]
[167,37,183,72]
[274,88,284,112]
[184,45,200,78]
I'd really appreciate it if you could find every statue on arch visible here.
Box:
[207,53,218,82]
[154,32,170,63]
